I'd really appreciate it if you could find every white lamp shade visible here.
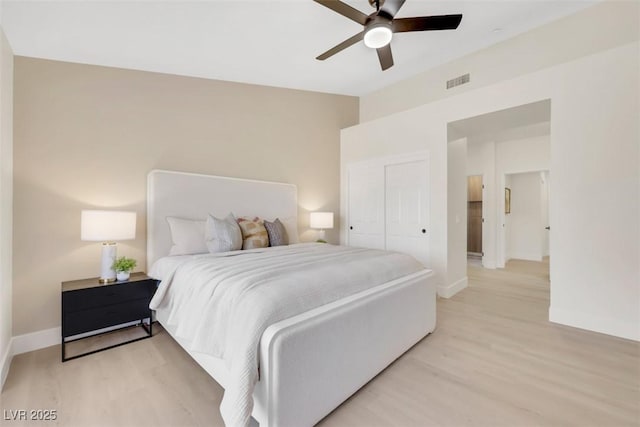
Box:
[81,210,136,241]
[310,212,334,229]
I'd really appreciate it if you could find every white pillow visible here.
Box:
[166,217,207,256]
[205,213,243,253]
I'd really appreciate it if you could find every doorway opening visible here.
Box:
[447,99,551,276]
[502,170,550,271]
[467,175,483,265]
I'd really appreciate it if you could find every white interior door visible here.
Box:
[385,160,429,266]
[347,164,385,249]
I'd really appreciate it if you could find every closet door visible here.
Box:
[385,160,429,266]
[347,164,385,249]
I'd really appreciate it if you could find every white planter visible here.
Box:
[116,271,130,281]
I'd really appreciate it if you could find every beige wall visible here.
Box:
[361,1,640,122]
[0,28,14,385]
[13,57,358,336]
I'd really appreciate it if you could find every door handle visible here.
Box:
[421,229,426,234]
[545,226,550,230]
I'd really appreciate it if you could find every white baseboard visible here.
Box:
[508,252,543,262]
[438,276,468,299]
[12,327,60,356]
[482,258,496,269]
[2,321,142,389]
[549,306,640,342]
[1,338,13,389]
[11,320,147,358]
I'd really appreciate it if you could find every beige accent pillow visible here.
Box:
[237,217,269,249]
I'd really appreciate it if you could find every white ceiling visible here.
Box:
[2,0,598,96]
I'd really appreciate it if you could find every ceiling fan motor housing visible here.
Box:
[363,15,393,48]
[368,0,386,10]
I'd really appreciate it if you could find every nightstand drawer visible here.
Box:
[63,281,156,313]
[63,298,151,337]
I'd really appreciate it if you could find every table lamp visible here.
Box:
[310,211,334,243]
[81,210,136,283]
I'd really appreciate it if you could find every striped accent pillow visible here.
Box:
[264,218,289,247]
[237,217,269,250]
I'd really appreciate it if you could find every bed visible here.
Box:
[147,170,436,427]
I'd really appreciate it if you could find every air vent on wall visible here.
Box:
[446,73,470,89]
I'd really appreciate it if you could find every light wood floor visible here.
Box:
[2,259,639,426]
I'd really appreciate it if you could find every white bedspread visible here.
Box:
[149,243,425,427]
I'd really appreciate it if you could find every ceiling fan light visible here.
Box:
[364,25,393,49]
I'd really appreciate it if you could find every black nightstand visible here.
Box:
[61,272,157,362]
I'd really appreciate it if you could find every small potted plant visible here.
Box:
[113,256,137,281]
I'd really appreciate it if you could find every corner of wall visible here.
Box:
[1,337,12,389]
[0,25,14,391]
[1,326,62,389]
[549,306,640,342]
[11,327,60,356]
[438,276,468,299]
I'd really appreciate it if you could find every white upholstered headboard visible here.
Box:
[146,170,298,269]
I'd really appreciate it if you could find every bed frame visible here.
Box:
[147,170,436,427]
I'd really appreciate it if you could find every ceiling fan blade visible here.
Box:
[379,0,406,19]
[313,0,369,25]
[376,44,394,70]
[317,32,364,60]
[392,14,463,33]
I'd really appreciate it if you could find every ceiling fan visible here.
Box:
[314,0,462,71]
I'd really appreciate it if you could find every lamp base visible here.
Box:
[100,242,117,283]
